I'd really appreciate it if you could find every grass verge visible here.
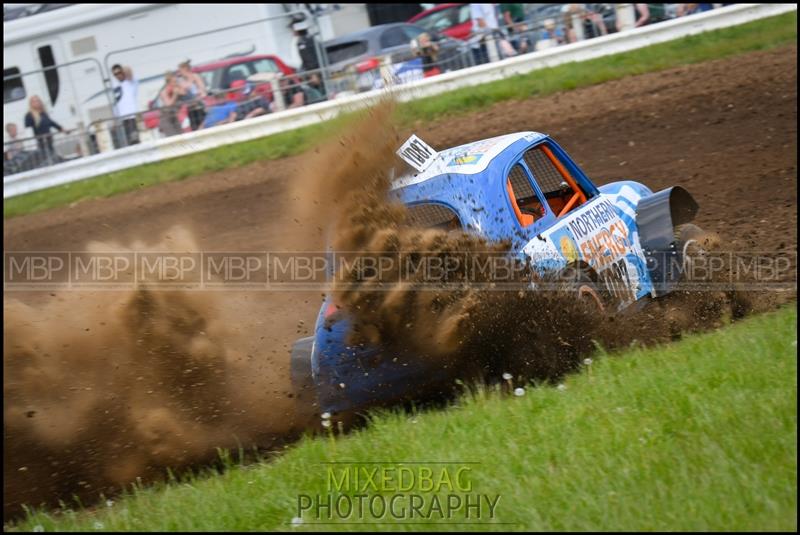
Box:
[4,11,797,219]
[11,306,797,531]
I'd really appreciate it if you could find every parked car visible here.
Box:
[143,54,296,131]
[407,3,472,40]
[323,23,468,95]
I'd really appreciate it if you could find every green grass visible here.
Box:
[4,12,797,219]
[11,306,797,531]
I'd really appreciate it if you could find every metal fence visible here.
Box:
[3,4,724,178]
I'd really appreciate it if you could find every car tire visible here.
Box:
[675,223,719,277]
[558,264,607,313]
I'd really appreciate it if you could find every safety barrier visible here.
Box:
[4,3,795,199]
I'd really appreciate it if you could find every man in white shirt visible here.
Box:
[111,64,140,146]
[469,4,499,65]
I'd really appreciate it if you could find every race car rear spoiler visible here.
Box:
[635,186,699,297]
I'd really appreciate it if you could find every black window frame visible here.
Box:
[3,67,26,104]
[37,45,60,105]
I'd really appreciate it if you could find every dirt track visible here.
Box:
[4,45,798,515]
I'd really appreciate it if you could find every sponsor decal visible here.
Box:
[445,139,502,168]
[565,199,631,271]
[549,226,580,263]
[448,153,483,166]
[549,198,638,303]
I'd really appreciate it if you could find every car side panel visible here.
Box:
[522,190,653,305]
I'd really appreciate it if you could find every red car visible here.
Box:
[143,54,296,131]
[408,3,473,41]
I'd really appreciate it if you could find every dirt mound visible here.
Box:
[3,228,299,517]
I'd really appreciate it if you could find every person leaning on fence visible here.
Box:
[636,3,669,26]
[177,60,207,131]
[111,63,140,147]
[469,3,500,65]
[304,72,327,102]
[4,123,24,161]
[158,71,185,137]
[535,18,566,51]
[201,100,238,128]
[412,32,442,77]
[24,95,65,163]
[562,4,607,43]
[230,81,271,121]
[4,122,27,176]
[500,3,530,53]
[270,75,308,113]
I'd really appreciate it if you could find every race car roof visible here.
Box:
[391,131,547,190]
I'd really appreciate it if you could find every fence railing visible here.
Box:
[4,3,793,190]
[2,4,687,176]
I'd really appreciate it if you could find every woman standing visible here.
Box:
[24,95,65,162]
[176,61,207,131]
[159,71,185,137]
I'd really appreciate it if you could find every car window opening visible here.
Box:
[523,144,588,218]
[507,163,544,227]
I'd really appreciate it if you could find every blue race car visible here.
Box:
[291,131,702,422]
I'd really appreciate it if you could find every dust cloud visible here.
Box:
[4,227,299,517]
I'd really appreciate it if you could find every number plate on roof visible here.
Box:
[396,134,438,173]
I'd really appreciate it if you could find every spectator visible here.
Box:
[412,32,442,77]
[621,3,668,29]
[4,122,35,176]
[562,4,607,43]
[634,4,651,27]
[293,20,321,74]
[158,71,185,137]
[201,101,238,128]
[270,76,306,112]
[500,3,525,28]
[469,3,500,65]
[4,122,23,161]
[177,60,207,131]
[111,63,140,147]
[232,82,271,121]
[304,72,327,103]
[535,18,566,51]
[500,3,530,53]
[200,80,250,128]
[24,95,65,162]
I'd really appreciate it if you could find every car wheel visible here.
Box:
[559,264,607,313]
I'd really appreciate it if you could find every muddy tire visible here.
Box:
[558,265,607,313]
[676,223,719,257]
[675,223,720,282]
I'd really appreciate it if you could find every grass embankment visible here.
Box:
[4,11,797,218]
[12,306,797,531]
